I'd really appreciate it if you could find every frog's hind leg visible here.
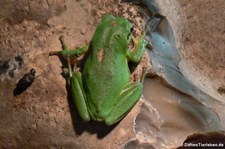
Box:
[61,55,90,122]
[70,71,90,122]
[105,68,147,126]
[105,82,143,126]
[49,36,90,122]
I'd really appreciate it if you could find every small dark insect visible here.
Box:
[13,68,36,96]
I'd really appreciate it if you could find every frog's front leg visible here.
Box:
[127,34,148,63]
[49,36,89,58]
[105,82,143,126]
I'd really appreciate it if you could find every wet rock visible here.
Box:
[129,1,225,149]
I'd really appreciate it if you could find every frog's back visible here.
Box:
[82,14,132,121]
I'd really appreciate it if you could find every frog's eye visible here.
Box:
[131,27,134,33]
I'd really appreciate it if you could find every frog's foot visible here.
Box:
[49,35,89,58]
[49,49,71,58]
[132,33,148,48]
[132,33,153,50]
[105,82,143,126]
[127,33,147,63]
[49,36,68,57]
[131,35,139,47]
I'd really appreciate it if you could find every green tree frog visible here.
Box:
[49,14,148,126]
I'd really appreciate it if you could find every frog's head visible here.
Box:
[102,14,133,42]
[118,18,133,43]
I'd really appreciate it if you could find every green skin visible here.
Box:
[49,14,147,126]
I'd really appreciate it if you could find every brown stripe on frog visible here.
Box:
[97,49,104,62]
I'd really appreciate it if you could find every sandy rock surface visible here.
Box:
[1,0,225,149]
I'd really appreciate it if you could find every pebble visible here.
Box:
[123,13,130,19]
[80,28,86,34]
